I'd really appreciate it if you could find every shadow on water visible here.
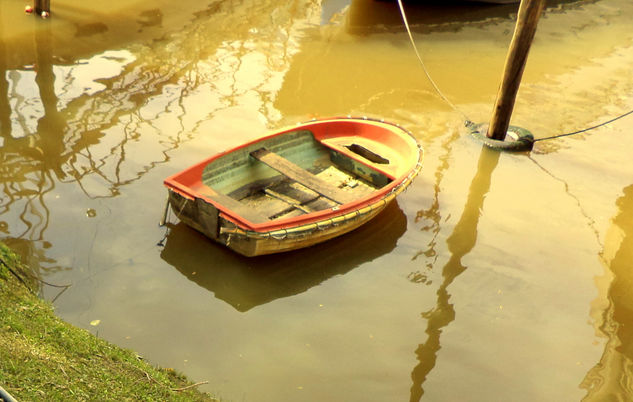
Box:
[581,184,633,400]
[409,145,501,401]
[160,201,407,312]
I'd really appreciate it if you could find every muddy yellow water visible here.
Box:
[2,0,633,400]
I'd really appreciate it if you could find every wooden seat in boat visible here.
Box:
[250,148,357,205]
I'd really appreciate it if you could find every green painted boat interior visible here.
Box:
[199,129,391,221]
[201,130,390,196]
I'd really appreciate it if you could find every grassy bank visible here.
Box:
[0,243,216,401]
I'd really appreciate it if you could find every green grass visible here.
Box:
[0,242,217,401]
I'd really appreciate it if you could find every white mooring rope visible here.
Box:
[396,0,471,123]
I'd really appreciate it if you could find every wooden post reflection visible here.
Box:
[0,9,10,137]
[410,147,501,401]
[581,184,633,400]
[35,0,51,16]
[34,22,65,180]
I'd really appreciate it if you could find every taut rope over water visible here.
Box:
[533,109,633,142]
[396,1,633,143]
[396,0,471,123]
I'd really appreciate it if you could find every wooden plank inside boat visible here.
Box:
[267,181,322,206]
[239,191,297,219]
[203,191,271,224]
[264,188,315,214]
[237,179,334,220]
[235,165,376,221]
[250,148,357,205]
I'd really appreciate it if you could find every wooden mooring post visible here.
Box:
[34,0,50,17]
[487,0,546,141]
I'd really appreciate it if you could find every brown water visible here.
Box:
[2,0,633,400]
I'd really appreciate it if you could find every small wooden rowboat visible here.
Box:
[163,117,422,257]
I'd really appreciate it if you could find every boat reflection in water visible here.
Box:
[160,200,407,312]
[345,0,585,36]
[346,0,520,35]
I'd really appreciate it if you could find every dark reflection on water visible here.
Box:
[161,201,407,312]
[0,24,60,246]
[35,24,67,182]
[346,0,593,35]
[582,184,633,400]
[1,237,61,281]
[410,128,462,280]
[410,146,500,401]
[0,26,9,135]
[75,22,109,38]
[0,11,199,278]
[0,23,82,283]
[137,9,163,30]
[347,0,517,35]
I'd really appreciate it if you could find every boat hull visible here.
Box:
[164,117,422,256]
[168,188,401,256]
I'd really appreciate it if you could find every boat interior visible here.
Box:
[196,130,393,223]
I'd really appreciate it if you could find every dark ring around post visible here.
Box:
[469,123,534,152]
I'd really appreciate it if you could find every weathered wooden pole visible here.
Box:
[487,0,546,140]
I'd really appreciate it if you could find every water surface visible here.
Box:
[1,0,633,400]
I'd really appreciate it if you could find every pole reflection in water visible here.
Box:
[0,16,9,137]
[0,20,186,274]
[161,201,407,311]
[410,146,501,401]
[410,128,462,279]
[582,184,633,400]
[0,21,70,283]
